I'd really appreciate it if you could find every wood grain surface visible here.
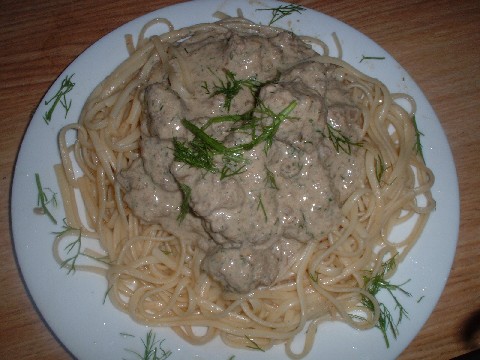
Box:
[1,1,479,359]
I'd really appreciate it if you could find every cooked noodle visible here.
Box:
[54,14,435,359]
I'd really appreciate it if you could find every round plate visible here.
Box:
[11,1,459,359]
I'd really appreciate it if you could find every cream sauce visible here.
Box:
[117,23,365,293]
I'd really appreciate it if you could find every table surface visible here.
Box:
[1,0,479,359]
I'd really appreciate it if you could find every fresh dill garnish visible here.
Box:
[173,136,217,173]
[252,101,297,154]
[124,330,172,360]
[43,73,75,124]
[34,173,58,224]
[81,253,111,265]
[120,332,135,338]
[160,248,172,256]
[204,69,261,111]
[317,123,363,155]
[201,81,210,94]
[244,335,265,352]
[411,115,425,162]
[256,4,306,25]
[53,221,83,274]
[264,166,278,190]
[220,161,247,180]
[308,271,319,283]
[360,55,386,63]
[375,154,387,183]
[374,155,396,186]
[362,256,412,347]
[257,195,268,222]
[181,118,231,154]
[201,112,252,130]
[103,284,113,304]
[177,183,192,223]
[173,101,297,175]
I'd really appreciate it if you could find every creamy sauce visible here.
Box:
[117,24,365,293]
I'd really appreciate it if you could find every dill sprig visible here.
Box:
[375,155,385,183]
[173,101,297,176]
[362,256,412,347]
[308,271,319,283]
[257,195,267,222]
[204,69,261,111]
[43,73,75,124]
[177,183,192,223]
[251,100,297,154]
[220,160,247,180]
[411,115,425,162]
[173,136,217,173]
[244,335,265,352]
[34,173,58,224]
[375,154,387,184]
[120,332,135,338]
[318,123,363,155]
[53,221,83,274]
[103,284,114,304]
[360,55,386,63]
[264,166,279,190]
[256,4,306,25]
[124,330,172,360]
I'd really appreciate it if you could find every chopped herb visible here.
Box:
[318,123,363,154]
[308,271,319,283]
[220,161,247,179]
[375,154,388,184]
[252,100,297,154]
[201,81,210,94]
[244,335,265,352]
[417,295,425,303]
[34,173,57,224]
[53,221,82,274]
[125,329,172,360]
[375,155,385,183]
[201,112,252,130]
[103,284,113,304]
[173,136,217,173]
[43,73,75,124]
[362,256,412,347]
[120,333,135,338]
[204,69,261,111]
[120,333,135,337]
[177,183,192,223]
[360,55,386,63]
[173,101,297,176]
[182,118,230,154]
[374,154,396,185]
[256,4,306,25]
[411,115,425,162]
[264,166,278,190]
[257,195,267,222]
[162,250,172,256]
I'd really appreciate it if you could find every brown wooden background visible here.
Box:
[1,0,479,359]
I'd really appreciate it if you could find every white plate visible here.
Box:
[11,1,459,359]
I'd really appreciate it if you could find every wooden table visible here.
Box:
[1,0,479,359]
